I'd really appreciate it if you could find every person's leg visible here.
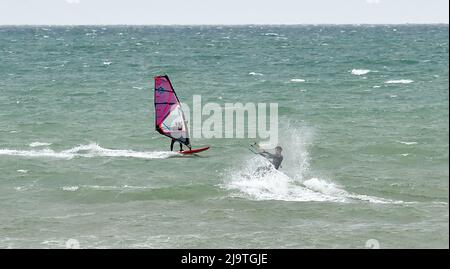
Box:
[170,139,175,151]
[185,138,191,150]
[179,142,183,151]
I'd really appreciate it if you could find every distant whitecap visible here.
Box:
[398,141,418,145]
[351,69,370,76]
[248,72,263,76]
[62,186,79,191]
[385,79,413,84]
[30,142,52,147]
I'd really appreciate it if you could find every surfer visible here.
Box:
[259,146,283,170]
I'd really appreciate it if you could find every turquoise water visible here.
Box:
[0,25,448,248]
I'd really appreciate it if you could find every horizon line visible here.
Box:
[0,23,448,27]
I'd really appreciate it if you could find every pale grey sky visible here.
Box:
[0,0,448,25]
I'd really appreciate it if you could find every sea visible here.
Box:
[0,25,448,248]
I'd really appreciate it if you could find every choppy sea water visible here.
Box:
[0,25,448,248]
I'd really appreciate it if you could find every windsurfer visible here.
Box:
[170,138,191,151]
[170,138,183,151]
[169,121,191,151]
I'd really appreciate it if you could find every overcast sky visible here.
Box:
[0,0,448,25]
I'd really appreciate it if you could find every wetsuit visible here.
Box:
[259,152,283,170]
[170,139,183,151]
[170,138,191,151]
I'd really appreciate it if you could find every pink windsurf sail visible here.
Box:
[154,75,190,146]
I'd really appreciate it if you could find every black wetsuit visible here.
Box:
[170,138,191,151]
[170,139,182,151]
[260,152,283,170]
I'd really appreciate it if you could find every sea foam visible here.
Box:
[0,143,179,160]
[223,124,400,204]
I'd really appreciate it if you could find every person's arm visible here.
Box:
[259,151,274,158]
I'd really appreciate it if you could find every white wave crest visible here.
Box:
[30,142,52,147]
[351,69,371,75]
[62,186,79,191]
[290,78,306,82]
[385,79,413,84]
[0,143,179,160]
[248,72,263,76]
[398,141,418,145]
[302,178,397,204]
[0,148,74,159]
